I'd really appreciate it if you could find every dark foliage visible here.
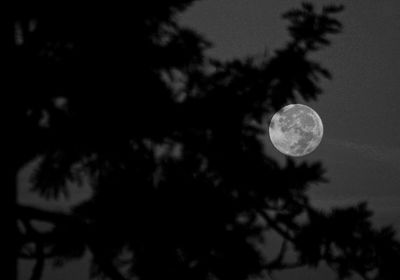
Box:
[9,1,400,280]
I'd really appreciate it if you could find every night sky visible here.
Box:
[179,0,400,228]
[18,0,400,279]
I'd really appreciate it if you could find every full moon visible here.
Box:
[269,104,323,157]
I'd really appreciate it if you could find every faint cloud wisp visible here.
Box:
[327,138,400,167]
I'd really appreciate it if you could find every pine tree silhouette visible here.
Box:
[9,2,400,280]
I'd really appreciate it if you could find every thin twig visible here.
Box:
[30,242,45,280]
[17,205,129,280]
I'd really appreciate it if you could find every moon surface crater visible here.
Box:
[269,104,323,157]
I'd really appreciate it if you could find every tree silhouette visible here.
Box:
[9,1,400,280]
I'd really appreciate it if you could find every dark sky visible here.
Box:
[18,1,400,279]
[179,0,400,227]
[179,1,400,279]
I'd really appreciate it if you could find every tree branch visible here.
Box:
[266,240,288,268]
[17,204,128,280]
[18,205,74,224]
[30,242,45,280]
[256,209,295,243]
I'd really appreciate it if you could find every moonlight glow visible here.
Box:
[269,104,323,157]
